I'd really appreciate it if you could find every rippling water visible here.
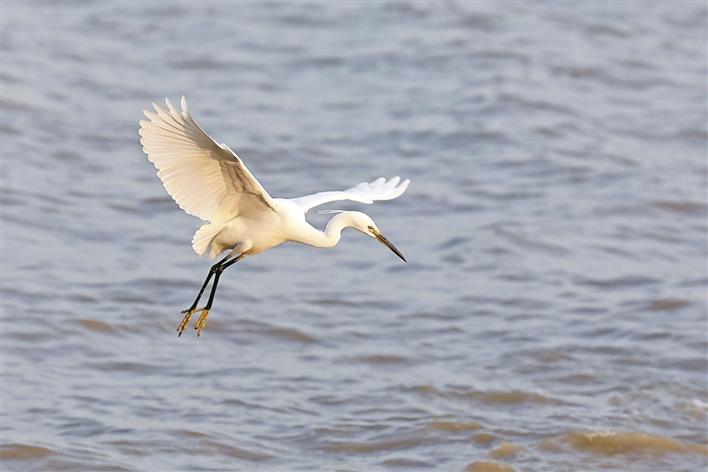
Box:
[2,2,707,471]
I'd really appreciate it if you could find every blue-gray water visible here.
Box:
[1,2,707,471]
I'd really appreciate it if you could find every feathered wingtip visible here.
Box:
[143,96,189,118]
[164,97,178,114]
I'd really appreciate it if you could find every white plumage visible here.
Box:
[139,97,410,336]
[139,96,277,223]
[290,176,410,213]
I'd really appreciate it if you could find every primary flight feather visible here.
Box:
[139,97,410,337]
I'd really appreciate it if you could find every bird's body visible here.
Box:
[195,199,292,259]
[196,198,316,259]
[197,199,380,258]
[139,97,409,336]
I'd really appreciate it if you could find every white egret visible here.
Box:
[139,97,410,336]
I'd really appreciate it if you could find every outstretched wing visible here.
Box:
[139,97,277,222]
[289,176,410,214]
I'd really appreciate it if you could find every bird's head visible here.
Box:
[343,211,407,262]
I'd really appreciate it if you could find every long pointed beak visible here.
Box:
[375,233,407,262]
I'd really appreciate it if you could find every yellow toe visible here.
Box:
[194,309,210,337]
[177,310,194,337]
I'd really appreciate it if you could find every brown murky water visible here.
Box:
[1,2,707,471]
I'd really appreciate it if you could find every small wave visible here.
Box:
[561,431,708,456]
[424,421,481,433]
[83,361,161,374]
[646,298,690,311]
[286,55,344,68]
[379,457,432,468]
[577,275,659,290]
[166,57,235,71]
[473,433,496,445]
[453,12,501,32]
[653,200,707,215]
[489,441,521,460]
[320,436,428,454]
[307,297,359,307]
[0,444,55,460]
[353,354,407,365]
[67,293,99,304]
[75,319,118,334]
[494,227,571,256]
[262,326,317,343]
[464,461,516,472]
[414,384,564,406]
[437,236,469,250]
[476,390,554,405]
[584,23,633,38]
[104,439,152,457]
[200,439,272,462]
[526,350,574,364]
[550,372,597,384]
[170,429,209,439]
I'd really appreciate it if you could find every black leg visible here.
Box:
[193,254,244,336]
[202,254,243,309]
[181,255,230,314]
[177,255,229,337]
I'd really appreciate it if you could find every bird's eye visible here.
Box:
[367,225,375,232]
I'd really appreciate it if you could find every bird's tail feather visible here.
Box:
[192,223,226,259]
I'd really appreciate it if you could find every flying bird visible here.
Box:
[139,97,410,337]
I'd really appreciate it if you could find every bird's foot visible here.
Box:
[177,309,195,337]
[194,309,210,337]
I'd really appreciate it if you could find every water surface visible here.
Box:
[1,2,707,471]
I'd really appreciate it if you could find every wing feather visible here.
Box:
[139,97,277,222]
[289,176,410,213]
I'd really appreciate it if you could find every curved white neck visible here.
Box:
[308,213,353,248]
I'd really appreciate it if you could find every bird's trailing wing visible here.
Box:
[289,177,410,214]
[139,97,277,222]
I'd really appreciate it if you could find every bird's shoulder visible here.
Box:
[273,198,306,219]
